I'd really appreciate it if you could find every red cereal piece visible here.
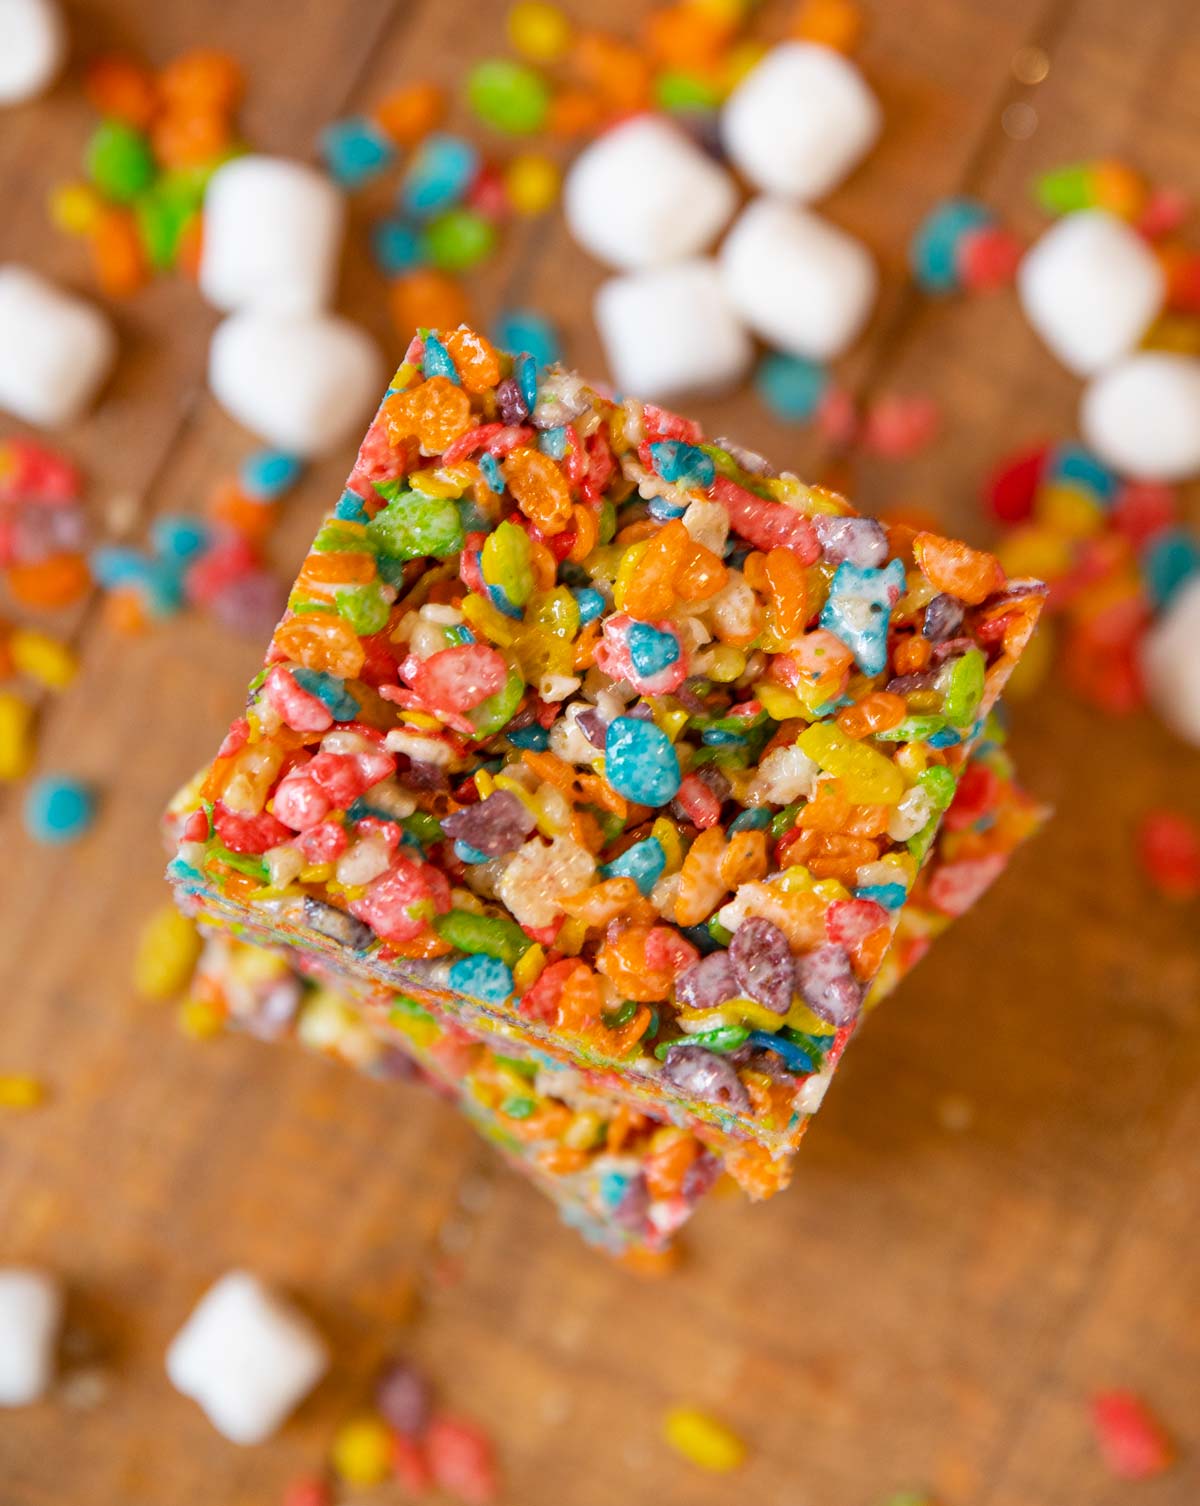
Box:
[957,224,1023,290]
[1090,1391,1174,1480]
[984,444,1048,525]
[815,385,859,446]
[1136,809,1200,900]
[426,1414,499,1505]
[862,393,940,458]
[1111,480,1178,549]
[282,1477,333,1506]
[391,1432,434,1492]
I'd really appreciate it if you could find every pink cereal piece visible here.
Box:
[594,613,687,695]
[674,772,722,828]
[925,853,1008,917]
[710,475,819,562]
[406,643,509,714]
[355,418,410,484]
[426,1414,499,1505]
[1136,186,1190,241]
[213,801,294,855]
[349,854,451,943]
[441,423,506,465]
[299,820,348,863]
[264,665,334,733]
[306,747,395,805]
[1090,1391,1174,1480]
[863,394,940,458]
[644,925,700,979]
[826,897,889,946]
[216,718,250,759]
[272,767,332,831]
[643,404,703,445]
[815,386,859,447]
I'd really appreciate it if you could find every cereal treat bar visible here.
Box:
[168,326,1046,1158]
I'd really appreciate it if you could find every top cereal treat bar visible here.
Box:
[168,326,1046,1155]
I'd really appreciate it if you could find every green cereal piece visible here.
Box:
[367,491,464,561]
[941,647,986,727]
[434,908,532,965]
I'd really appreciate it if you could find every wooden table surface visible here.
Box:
[2,1,1198,1502]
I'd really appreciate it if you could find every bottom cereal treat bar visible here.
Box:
[168,327,1048,1161]
[184,738,1043,1251]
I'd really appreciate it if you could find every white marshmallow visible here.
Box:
[166,1271,328,1445]
[0,0,65,105]
[563,115,738,271]
[721,42,881,201]
[0,265,117,427]
[200,156,345,315]
[594,259,752,402]
[0,1267,62,1406]
[1080,352,1200,481]
[208,311,383,457]
[1142,574,1200,747]
[1017,211,1164,376]
[719,198,876,359]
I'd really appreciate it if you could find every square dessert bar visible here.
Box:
[168,325,1046,1158]
[188,740,1044,1254]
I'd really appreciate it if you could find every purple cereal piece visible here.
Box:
[613,1174,650,1231]
[930,635,975,664]
[575,707,609,747]
[495,376,529,425]
[403,759,449,791]
[813,514,889,568]
[713,436,772,475]
[211,570,289,638]
[375,1358,433,1438]
[440,789,535,857]
[922,592,965,642]
[301,895,375,951]
[242,977,302,1040]
[676,951,740,1011]
[660,1043,751,1113]
[695,765,731,802]
[886,671,935,696]
[681,1150,722,1201]
[729,916,794,1014]
[794,944,863,1028]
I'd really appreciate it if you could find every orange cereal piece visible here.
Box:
[723,1142,793,1200]
[799,778,850,831]
[574,32,653,111]
[892,634,931,673]
[389,271,472,345]
[717,829,768,888]
[622,519,689,618]
[675,537,728,601]
[596,924,672,1002]
[643,3,735,69]
[90,209,148,297]
[209,480,274,542]
[567,503,599,563]
[849,923,891,979]
[547,88,604,138]
[674,827,729,926]
[763,545,810,646]
[444,327,502,393]
[555,961,603,1030]
[176,214,204,279]
[538,1144,590,1176]
[374,80,446,146]
[151,108,233,169]
[84,54,159,128]
[617,1243,680,1278]
[912,530,1005,605]
[274,612,366,678]
[643,1126,700,1199]
[836,690,907,738]
[299,551,377,587]
[384,376,472,453]
[790,0,864,52]
[158,48,244,116]
[502,446,573,534]
[790,829,879,882]
[7,553,90,609]
[559,877,643,927]
[104,586,149,634]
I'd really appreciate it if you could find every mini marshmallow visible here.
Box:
[1080,352,1200,481]
[721,42,881,202]
[1142,575,1200,747]
[0,0,65,105]
[719,198,877,359]
[1017,211,1164,376]
[208,311,383,457]
[200,156,346,315]
[0,1267,62,1406]
[0,265,117,428]
[166,1271,328,1445]
[563,115,738,271]
[594,259,752,402]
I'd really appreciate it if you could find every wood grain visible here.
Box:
[1,1,1198,1502]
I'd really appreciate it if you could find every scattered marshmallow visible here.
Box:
[0,1267,62,1406]
[1016,211,1164,376]
[1142,574,1200,747]
[563,115,738,271]
[208,311,383,457]
[0,264,117,428]
[0,0,65,106]
[719,198,877,359]
[721,42,881,202]
[594,258,752,402]
[200,156,346,316]
[1080,352,1200,482]
[166,1271,328,1445]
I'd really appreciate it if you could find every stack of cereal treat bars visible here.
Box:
[166,326,1047,1257]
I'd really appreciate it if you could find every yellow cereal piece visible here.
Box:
[507,0,572,62]
[504,153,561,216]
[474,768,497,799]
[0,1075,46,1110]
[612,540,649,611]
[134,905,202,1000]
[11,629,77,690]
[0,692,34,781]
[706,645,746,682]
[49,181,102,235]
[663,1405,746,1473]
[812,878,851,902]
[513,942,545,990]
[651,816,684,873]
[797,722,904,805]
[390,360,420,390]
[299,863,334,884]
[556,916,587,956]
[1036,482,1104,539]
[331,1416,393,1487]
[178,996,224,1041]
[757,682,806,720]
[776,864,814,893]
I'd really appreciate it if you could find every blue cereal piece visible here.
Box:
[24,774,95,844]
[754,352,828,421]
[537,425,568,459]
[600,836,666,896]
[320,116,395,189]
[506,723,550,750]
[648,440,715,488]
[1047,442,1117,503]
[627,621,679,678]
[291,666,360,721]
[240,449,303,501]
[422,332,459,383]
[910,197,993,294]
[401,133,478,217]
[573,587,605,624]
[335,489,370,522]
[492,308,561,369]
[514,351,538,413]
[448,952,514,1004]
[454,838,491,865]
[1142,527,1200,610]
[648,493,688,520]
[478,451,504,495]
[747,1030,817,1075]
[728,807,771,833]
[819,558,907,675]
[371,217,426,275]
[855,881,908,910]
[604,716,681,806]
[152,514,211,564]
